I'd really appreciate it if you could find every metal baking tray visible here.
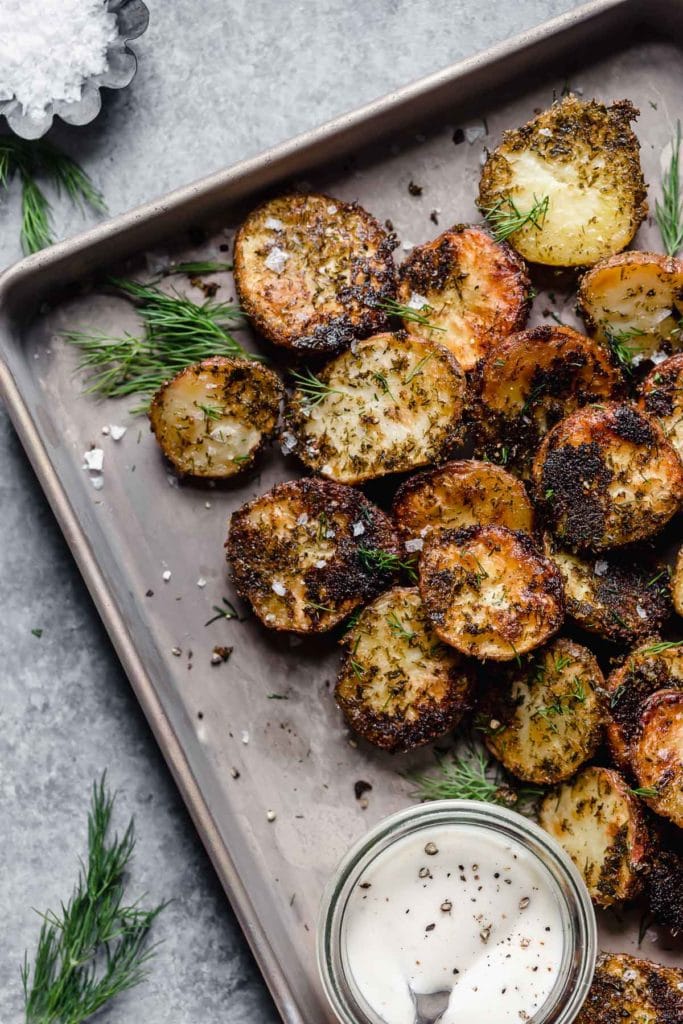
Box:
[2,1,682,1020]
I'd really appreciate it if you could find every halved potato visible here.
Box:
[575,953,683,1024]
[578,252,683,364]
[478,96,647,267]
[631,689,683,829]
[233,193,396,353]
[285,332,465,484]
[395,224,530,371]
[533,403,683,550]
[478,638,604,784]
[640,353,683,458]
[148,357,283,478]
[392,459,534,545]
[538,766,650,906]
[674,547,683,617]
[604,640,683,772]
[418,525,564,661]
[647,845,683,936]
[226,478,401,633]
[544,539,673,645]
[474,325,623,474]
[335,587,474,752]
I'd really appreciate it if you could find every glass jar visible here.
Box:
[317,800,596,1024]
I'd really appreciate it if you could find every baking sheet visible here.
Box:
[1,3,682,1021]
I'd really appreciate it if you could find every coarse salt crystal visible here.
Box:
[407,292,429,310]
[650,350,669,365]
[636,604,648,619]
[83,447,104,472]
[241,730,250,745]
[264,246,289,273]
[196,577,207,588]
[90,475,104,490]
[538,128,553,138]
[101,425,110,436]
[272,580,287,596]
[162,569,172,582]
[405,538,424,552]
[264,216,284,230]
[327,205,338,214]
[465,124,486,144]
[280,431,298,454]
[296,513,309,526]
[109,424,126,441]
[402,240,414,251]
[352,521,365,537]
[594,560,609,576]
[315,559,327,569]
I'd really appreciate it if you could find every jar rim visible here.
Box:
[317,800,597,1024]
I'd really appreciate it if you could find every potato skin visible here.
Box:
[418,525,564,661]
[674,547,683,618]
[646,845,683,936]
[233,192,396,353]
[226,477,401,633]
[478,95,647,267]
[533,402,683,551]
[149,357,283,478]
[640,353,683,459]
[392,459,534,543]
[396,224,530,371]
[335,587,474,752]
[574,953,683,1024]
[631,689,683,829]
[474,325,623,474]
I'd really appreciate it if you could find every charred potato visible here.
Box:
[575,953,683,1024]
[646,845,683,937]
[478,96,647,267]
[544,539,672,645]
[674,547,683,617]
[478,638,604,784]
[285,332,465,484]
[640,353,683,459]
[604,640,683,772]
[149,357,283,478]
[578,251,683,362]
[418,525,564,661]
[335,587,474,752]
[630,688,683,829]
[538,766,650,906]
[233,193,396,353]
[533,403,683,550]
[395,224,530,371]
[475,325,623,474]
[226,478,401,633]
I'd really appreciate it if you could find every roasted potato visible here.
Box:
[646,844,683,936]
[538,766,650,906]
[148,357,283,478]
[284,332,465,484]
[233,193,396,353]
[575,953,683,1024]
[578,251,683,362]
[418,525,564,661]
[335,587,474,752]
[226,478,401,633]
[395,224,530,371]
[631,688,683,829]
[674,547,683,617]
[533,403,683,550]
[544,539,673,645]
[478,96,647,267]
[478,638,604,784]
[604,640,683,772]
[640,353,683,459]
[474,325,623,474]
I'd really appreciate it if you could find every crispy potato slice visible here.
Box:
[475,325,623,474]
[478,638,604,784]
[392,459,534,545]
[284,332,465,484]
[538,766,650,906]
[533,403,683,550]
[640,353,683,459]
[578,252,683,363]
[604,640,683,772]
[478,96,646,267]
[575,953,683,1024]
[233,192,396,353]
[335,587,474,752]
[544,539,673,645]
[674,547,683,617]
[647,844,683,937]
[631,689,683,829]
[395,224,530,371]
[418,525,564,661]
[226,478,401,633]
[148,357,283,478]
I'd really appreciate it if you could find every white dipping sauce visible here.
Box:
[344,824,564,1024]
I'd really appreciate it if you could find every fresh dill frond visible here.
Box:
[204,597,240,626]
[408,747,543,812]
[606,326,646,371]
[403,352,435,385]
[480,193,549,243]
[630,786,659,798]
[358,545,418,582]
[169,261,233,276]
[22,774,166,1024]
[641,639,683,655]
[656,121,683,257]
[379,298,446,332]
[386,612,416,641]
[290,367,343,406]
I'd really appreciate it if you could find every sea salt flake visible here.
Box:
[241,730,250,745]
[538,128,553,138]
[101,425,110,436]
[315,559,327,569]
[162,569,172,582]
[109,424,126,441]
[650,350,669,365]
[264,246,289,273]
[296,513,309,526]
[594,560,608,576]
[83,448,104,472]
[196,577,207,588]
[407,292,429,310]
[352,521,365,537]
[264,216,284,230]
[280,431,298,454]
[465,124,486,144]
[636,604,648,619]
[272,580,287,596]
[405,538,424,552]
[90,475,104,490]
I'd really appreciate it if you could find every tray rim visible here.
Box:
[0,1,671,1020]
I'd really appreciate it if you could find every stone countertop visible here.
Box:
[1,2,576,1021]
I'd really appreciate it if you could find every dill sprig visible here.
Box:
[290,367,344,406]
[641,639,683,655]
[0,136,106,254]
[386,611,416,641]
[379,298,446,332]
[204,597,241,627]
[656,122,683,257]
[409,748,543,812]
[358,545,418,582]
[480,193,550,243]
[606,326,647,370]
[22,774,166,1024]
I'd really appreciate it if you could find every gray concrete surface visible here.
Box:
[1,2,578,1020]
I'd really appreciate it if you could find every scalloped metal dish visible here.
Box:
[0,2,682,1022]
